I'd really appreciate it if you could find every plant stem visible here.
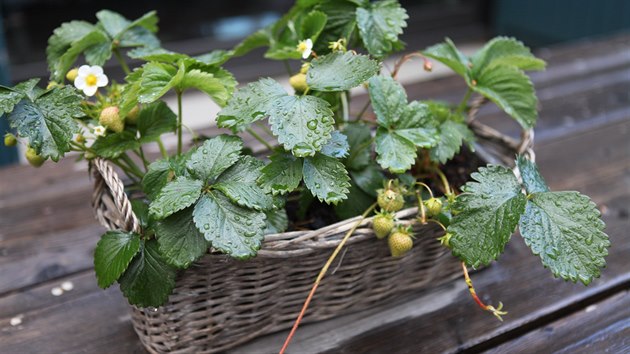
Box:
[279,202,377,354]
[119,153,144,178]
[113,48,131,75]
[355,101,371,122]
[462,262,507,321]
[340,91,349,124]
[256,121,274,136]
[157,138,168,159]
[433,168,452,196]
[246,127,274,151]
[176,90,183,155]
[456,88,473,115]
[136,147,149,171]
[283,60,293,76]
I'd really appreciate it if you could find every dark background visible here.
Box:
[1,0,628,165]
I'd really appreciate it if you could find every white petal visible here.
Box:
[74,77,86,90]
[83,85,98,97]
[96,74,109,87]
[306,39,313,50]
[90,65,103,76]
[78,65,91,77]
[302,49,312,60]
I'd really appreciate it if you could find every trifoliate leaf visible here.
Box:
[258,151,304,195]
[302,153,350,204]
[154,207,209,268]
[393,101,438,147]
[137,101,177,142]
[91,131,141,159]
[306,51,379,91]
[356,0,408,58]
[374,127,417,173]
[138,62,184,103]
[94,231,141,289]
[186,135,243,182]
[217,78,286,132]
[515,155,549,194]
[6,86,82,161]
[269,95,335,157]
[193,192,266,260]
[472,65,538,129]
[320,131,350,158]
[448,165,527,267]
[142,156,190,200]
[119,240,176,307]
[343,123,372,171]
[264,208,289,234]
[471,37,546,76]
[519,191,609,285]
[430,119,475,164]
[149,177,203,220]
[423,38,470,78]
[368,75,407,126]
[213,156,275,211]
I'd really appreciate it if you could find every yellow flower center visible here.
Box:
[86,74,98,86]
[297,41,308,52]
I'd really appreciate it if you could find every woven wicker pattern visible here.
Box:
[89,96,533,354]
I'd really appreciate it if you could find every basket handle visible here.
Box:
[466,95,536,165]
[90,158,141,234]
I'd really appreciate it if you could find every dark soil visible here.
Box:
[286,148,485,231]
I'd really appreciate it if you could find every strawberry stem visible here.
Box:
[461,262,507,321]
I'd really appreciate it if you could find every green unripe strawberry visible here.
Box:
[4,133,17,147]
[289,73,308,93]
[424,197,443,217]
[25,147,45,167]
[300,62,310,74]
[373,211,395,239]
[388,228,413,257]
[125,105,140,125]
[377,188,405,212]
[66,68,79,82]
[99,106,125,133]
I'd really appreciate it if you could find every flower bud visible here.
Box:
[66,68,79,82]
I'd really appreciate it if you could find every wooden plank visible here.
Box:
[487,291,630,354]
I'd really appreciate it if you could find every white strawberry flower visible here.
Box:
[297,39,313,59]
[93,125,107,137]
[74,65,108,96]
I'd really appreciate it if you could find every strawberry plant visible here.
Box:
[0,0,608,324]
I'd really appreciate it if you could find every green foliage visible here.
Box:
[186,135,243,182]
[430,118,475,164]
[94,231,141,289]
[213,156,275,210]
[91,131,141,158]
[154,208,209,268]
[258,151,304,195]
[148,177,203,219]
[448,165,527,267]
[320,131,350,158]
[306,51,379,91]
[356,0,408,58]
[2,82,82,161]
[302,153,351,204]
[136,101,177,142]
[118,240,176,307]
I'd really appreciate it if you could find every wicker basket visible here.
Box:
[89,97,534,354]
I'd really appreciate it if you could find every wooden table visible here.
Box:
[1,34,629,353]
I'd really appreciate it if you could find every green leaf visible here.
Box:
[94,231,141,289]
[356,0,408,57]
[142,156,189,200]
[300,10,328,41]
[264,208,289,234]
[314,0,358,54]
[46,21,99,80]
[269,95,335,157]
[91,131,141,159]
[258,151,304,195]
[136,101,177,142]
[119,69,142,117]
[430,119,475,164]
[515,155,549,194]
[232,28,271,57]
[472,37,546,76]
[519,191,609,285]
[213,156,275,211]
[320,131,349,158]
[186,135,243,182]
[193,192,266,259]
[303,153,350,204]
[6,86,82,161]
[119,240,176,307]
[368,75,407,126]
[374,127,417,173]
[138,62,184,103]
[0,79,38,114]
[177,67,235,106]
[154,208,209,268]
[194,49,233,66]
[334,182,375,220]
[119,26,160,48]
[217,78,286,132]
[448,165,527,267]
[128,47,187,62]
[55,30,110,79]
[96,10,131,38]
[393,101,438,147]
[149,177,203,220]
[472,65,538,129]
[125,11,159,34]
[306,51,379,91]
[343,123,372,171]
[350,163,383,197]
[423,38,470,78]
